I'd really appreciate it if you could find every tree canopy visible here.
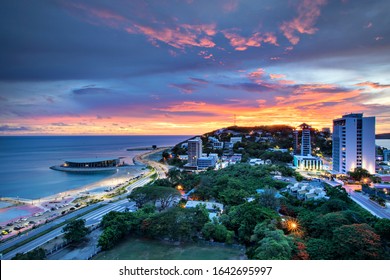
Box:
[62,219,89,245]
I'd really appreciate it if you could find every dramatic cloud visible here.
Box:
[0,0,389,135]
[355,81,390,89]
[222,30,278,51]
[127,23,217,49]
[280,0,327,45]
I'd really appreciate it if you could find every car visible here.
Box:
[28,221,36,224]
[6,222,14,226]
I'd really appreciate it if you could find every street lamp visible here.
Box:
[286,218,300,233]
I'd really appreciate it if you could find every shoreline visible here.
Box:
[0,147,168,232]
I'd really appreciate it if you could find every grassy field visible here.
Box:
[94,237,246,260]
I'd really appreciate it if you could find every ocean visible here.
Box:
[0,136,190,200]
[376,139,390,149]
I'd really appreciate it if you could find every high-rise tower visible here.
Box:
[293,129,299,155]
[300,123,311,156]
[187,137,202,167]
[332,113,375,174]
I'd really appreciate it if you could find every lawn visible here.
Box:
[94,237,246,260]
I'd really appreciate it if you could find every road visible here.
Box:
[344,185,390,219]
[0,176,152,260]
[133,147,170,179]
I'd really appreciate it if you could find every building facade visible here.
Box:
[230,137,242,145]
[187,137,203,167]
[294,155,323,171]
[293,130,299,154]
[197,156,217,169]
[300,123,311,156]
[332,113,376,174]
[384,150,390,162]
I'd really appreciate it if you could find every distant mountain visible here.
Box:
[376,133,390,139]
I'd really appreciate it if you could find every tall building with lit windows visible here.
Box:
[187,137,203,167]
[300,123,311,156]
[332,113,376,174]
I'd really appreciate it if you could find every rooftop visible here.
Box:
[64,157,121,163]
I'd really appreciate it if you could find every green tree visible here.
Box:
[311,212,351,239]
[128,186,181,211]
[145,206,209,241]
[306,238,335,260]
[317,198,348,214]
[202,219,235,243]
[162,151,170,160]
[347,167,371,181]
[128,188,148,208]
[374,219,390,241]
[253,229,294,260]
[258,187,280,210]
[12,248,46,260]
[332,223,382,259]
[222,202,278,244]
[63,219,89,244]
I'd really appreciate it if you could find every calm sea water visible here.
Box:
[377,139,390,149]
[0,136,190,199]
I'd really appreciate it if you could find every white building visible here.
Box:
[187,137,202,167]
[332,113,375,174]
[249,158,265,165]
[197,157,217,169]
[178,155,188,160]
[208,136,219,143]
[230,137,242,145]
[294,155,323,171]
[185,201,224,212]
[384,150,390,162]
[197,153,218,170]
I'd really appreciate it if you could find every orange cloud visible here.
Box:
[65,3,218,50]
[248,68,265,79]
[131,23,217,49]
[280,0,327,45]
[356,81,390,89]
[269,73,286,79]
[222,30,278,51]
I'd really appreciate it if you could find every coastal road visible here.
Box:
[344,185,390,219]
[133,147,169,179]
[1,199,137,260]
[0,176,153,259]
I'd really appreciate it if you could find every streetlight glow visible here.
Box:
[286,218,300,233]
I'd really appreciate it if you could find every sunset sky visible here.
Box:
[0,0,389,135]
